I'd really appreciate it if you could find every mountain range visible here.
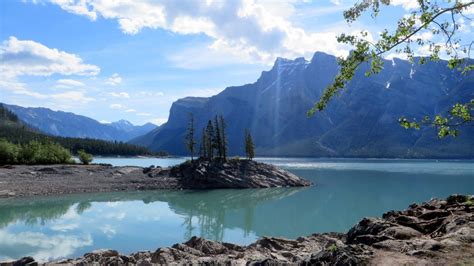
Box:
[3,104,156,142]
[130,52,474,158]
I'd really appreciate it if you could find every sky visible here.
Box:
[0,0,472,126]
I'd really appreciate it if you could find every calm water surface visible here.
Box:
[1,157,473,261]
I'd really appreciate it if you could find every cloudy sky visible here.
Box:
[1,0,472,125]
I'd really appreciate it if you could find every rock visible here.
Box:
[142,165,154,174]
[0,190,16,198]
[446,194,471,205]
[83,249,121,263]
[37,167,59,174]
[347,218,392,244]
[307,245,367,265]
[11,257,35,266]
[172,158,311,189]
[183,236,231,255]
[381,226,423,240]
[86,249,119,257]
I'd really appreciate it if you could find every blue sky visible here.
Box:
[1,0,472,125]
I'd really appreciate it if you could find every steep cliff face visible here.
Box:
[131,52,474,158]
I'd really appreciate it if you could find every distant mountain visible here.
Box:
[110,119,157,137]
[3,104,157,142]
[0,104,152,156]
[130,52,474,158]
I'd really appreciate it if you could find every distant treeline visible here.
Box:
[0,104,162,156]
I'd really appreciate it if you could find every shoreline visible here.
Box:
[4,194,473,265]
[0,160,311,198]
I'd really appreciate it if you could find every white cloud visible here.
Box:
[0,230,92,262]
[109,91,130,98]
[0,36,98,104]
[0,36,99,78]
[56,79,85,88]
[50,0,97,20]
[331,0,419,10]
[151,117,168,125]
[104,212,126,220]
[110,103,124,109]
[39,0,350,65]
[390,0,420,10]
[50,223,79,232]
[138,91,165,97]
[137,112,152,116]
[0,80,94,103]
[100,224,117,238]
[105,73,122,86]
[125,108,136,113]
[51,91,95,103]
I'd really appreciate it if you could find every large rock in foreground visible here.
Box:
[10,195,473,265]
[168,159,311,188]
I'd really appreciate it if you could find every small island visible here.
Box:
[0,113,311,198]
[0,158,310,198]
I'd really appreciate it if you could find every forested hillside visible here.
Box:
[0,104,153,156]
[4,104,156,142]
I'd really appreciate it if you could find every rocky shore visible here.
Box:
[4,194,473,265]
[0,159,310,198]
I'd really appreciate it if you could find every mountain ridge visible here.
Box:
[130,51,474,158]
[3,104,157,142]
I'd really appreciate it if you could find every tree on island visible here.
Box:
[219,115,228,161]
[185,113,196,161]
[205,120,215,160]
[245,129,255,160]
[307,1,473,139]
[199,127,206,159]
[193,115,230,162]
[213,116,223,159]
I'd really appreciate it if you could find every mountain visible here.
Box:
[0,104,152,156]
[3,104,157,142]
[131,52,474,158]
[110,119,157,137]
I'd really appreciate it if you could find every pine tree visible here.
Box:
[213,116,223,160]
[219,115,228,161]
[185,113,196,161]
[245,129,255,160]
[205,120,215,160]
[200,128,207,159]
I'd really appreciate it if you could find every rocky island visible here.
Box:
[4,194,472,265]
[0,159,311,198]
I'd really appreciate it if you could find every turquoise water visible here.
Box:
[0,157,473,261]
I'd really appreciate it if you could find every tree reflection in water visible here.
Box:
[0,187,305,243]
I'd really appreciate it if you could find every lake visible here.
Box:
[1,157,473,261]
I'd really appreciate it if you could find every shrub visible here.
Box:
[0,139,20,164]
[0,140,73,165]
[38,142,74,164]
[77,149,93,165]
